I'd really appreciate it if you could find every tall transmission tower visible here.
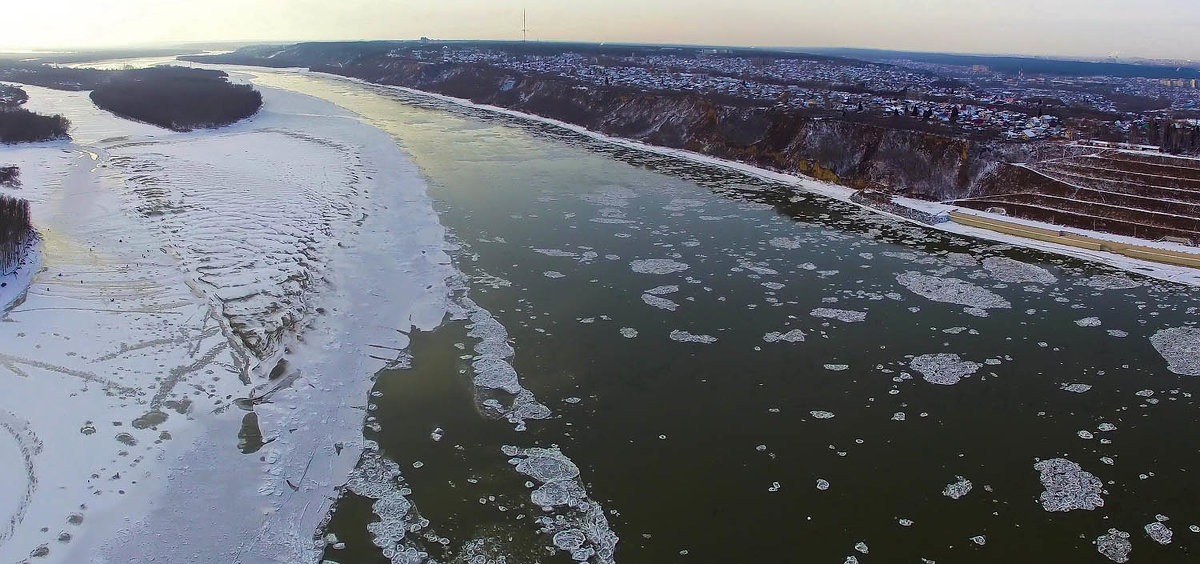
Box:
[522,10,529,42]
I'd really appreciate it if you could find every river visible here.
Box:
[226,70,1200,563]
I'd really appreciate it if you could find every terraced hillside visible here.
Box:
[953,149,1200,244]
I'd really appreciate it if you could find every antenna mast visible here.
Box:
[522,10,529,42]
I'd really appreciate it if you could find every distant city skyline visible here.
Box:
[5,0,1199,61]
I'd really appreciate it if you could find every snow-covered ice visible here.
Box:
[630,258,689,275]
[896,271,1011,309]
[1149,327,1200,376]
[910,354,982,386]
[0,80,454,563]
[810,308,867,323]
[1034,458,1105,512]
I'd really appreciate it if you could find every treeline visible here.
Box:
[89,67,263,131]
[0,167,18,187]
[0,108,71,143]
[1118,120,1200,155]
[0,193,33,275]
[0,83,29,107]
[0,64,107,91]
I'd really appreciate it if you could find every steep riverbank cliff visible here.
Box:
[191,47,1054,202]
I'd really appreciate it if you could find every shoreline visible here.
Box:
[295,68,1200,288]
[0,235,41,313]
[0,81,455,563]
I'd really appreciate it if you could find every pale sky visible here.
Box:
[4,0,1199,60]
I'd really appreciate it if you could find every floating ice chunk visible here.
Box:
[970,535,986,546]
[630,259,689,275]
[943,476,972,499]
[762,282,786,291]
[463,297,550,429]
[1096,529,1132,563]
[1061,383,1092,393]
[1085,274,1142,290]
[1035,458,1104,512]
[982,256,1057,284]
[544,271,566,279]
[553,529,588,551]
[1078,430,1094,440]
[763,329,806,343]
[1098,423,1116,432]
[844,557,859,564]
[344,442,425,562]
[1145,522,1173,545]
[854,541,869,554]
[898,518,914,527]
[1075,317,1102,327]
[896,272,1011,309]
[619,327,638,339]
[641,294,679,311]
[910,354,982,386]
[534,248,579,258]
[891,412,906,422]
[824,364,850,371]
[810,411,835,419]
[644,285,680,295]
[669,330,717,344]
[1149,327,1200,376]
[816,479,830,491]
[506,446,618,563]
[1107,329,1129,338]
[810,308,867,323]
[768,237,802,249]
[430,427,444,442]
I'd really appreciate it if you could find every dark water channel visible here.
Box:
[250,71,1200,564]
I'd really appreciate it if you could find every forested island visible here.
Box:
[0,65,263,132]
[0,84,70,143]
[89,67,262,131]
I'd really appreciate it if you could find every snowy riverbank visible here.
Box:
[0,81,454,562]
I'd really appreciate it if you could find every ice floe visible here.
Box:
[763,329,806,343]
[810,308,867,323]
[1075,317,1102,327]
[1145,521,1173,545]
[943,476,973,499]
[641,294,680,311]
[1149,327,1200,376]
[669,330,717,344]
[910,354,982,386]
[1034,458,1104,512]
[1095,528,1132,563]
[630,259,690,275]
[896,271,1011,309]
[644,285,680,295]
[981,256,1057,284]
[461,297,552,430]
[504,445,618,563]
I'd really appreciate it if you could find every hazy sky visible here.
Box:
[5,0,1199,60]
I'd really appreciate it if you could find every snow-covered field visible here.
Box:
[0,80,454,562]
